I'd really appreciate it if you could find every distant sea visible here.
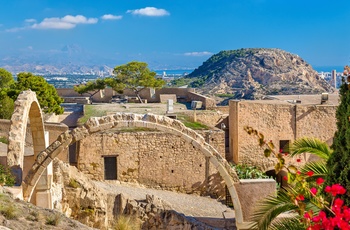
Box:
[154,69,194,76]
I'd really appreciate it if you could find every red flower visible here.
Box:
[306,171,314,177]
[283,176,288,181]
[325,184,346,197]
[297,171,301,175]
[316,177,325,185]
[297,158,301,162]
[296,194,305,201]
[279,148,283,153]
[310,187,318,195]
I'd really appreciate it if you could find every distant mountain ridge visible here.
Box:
[186,48,333,101]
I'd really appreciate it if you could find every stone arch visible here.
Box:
[22,113,246,224]
[7,90,46,185]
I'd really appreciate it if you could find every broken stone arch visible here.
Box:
[6,91,245,224]
[7,90,47,185]
[21,112,246,223]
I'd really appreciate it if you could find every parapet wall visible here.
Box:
[57,88,214,109]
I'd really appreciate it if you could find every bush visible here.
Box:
[46,213,61,226]
[0,204,18,220]
[232,164,269,179]
[114,214,141,230]
[0,164,16,186]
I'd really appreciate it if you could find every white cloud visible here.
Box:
[184,51,213,57]
[25,19,36,23]
[5,27,26,32]
[31,15,98,30]
[127,7,170,17]
[101,14,122,20]
[27,46,33,50]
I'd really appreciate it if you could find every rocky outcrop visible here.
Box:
[52,159,230,229]
[187,48,333,102]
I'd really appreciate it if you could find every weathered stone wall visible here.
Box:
[188,92,216,109]
[229,100,337,169]
[77,130,225,197]
[0,120,69,162]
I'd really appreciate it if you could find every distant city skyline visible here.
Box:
[1,0,350,69]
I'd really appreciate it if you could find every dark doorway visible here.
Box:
[104,156,117,180]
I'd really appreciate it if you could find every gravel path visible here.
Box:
[93,181,234,219]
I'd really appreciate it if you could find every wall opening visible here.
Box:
[104,156,117,180]
[279,140,290,154]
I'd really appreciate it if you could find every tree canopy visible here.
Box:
[108,61,165,103]
[0,70,64,119]
[326,65,350,205]
[73,61,165,103]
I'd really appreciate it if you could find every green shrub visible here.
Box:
[0,204,18,220]
[68,178,80,188]
[46,213,61,226]
[114,214,141,230]
[0,164,16,186]
[26,210,40,222]
[0,136,8,144]
[232,164,269,179]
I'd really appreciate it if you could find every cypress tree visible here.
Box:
[327,66,350,205]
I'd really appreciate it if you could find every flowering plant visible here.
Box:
[244,126,350,229]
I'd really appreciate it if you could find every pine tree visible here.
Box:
[327,66,350,205]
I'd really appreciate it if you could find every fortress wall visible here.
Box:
[229,100,337,169]
[188,92,216,109]
[77,131,225,197]
[295,105,337,145]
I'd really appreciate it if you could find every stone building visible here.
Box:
[228,94,339,170]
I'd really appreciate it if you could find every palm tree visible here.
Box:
[251,137,332,230]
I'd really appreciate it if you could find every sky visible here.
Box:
[1,0,350,69]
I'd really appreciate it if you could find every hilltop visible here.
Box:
[183,48,333,102]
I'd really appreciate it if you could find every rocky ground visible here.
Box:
[0,187,95,230]
[93,180,236,229]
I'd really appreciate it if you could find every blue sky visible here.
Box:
[1,0,350,69]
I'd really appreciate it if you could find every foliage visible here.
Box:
[0,69,64,119]
[0,136,9,144]
[327,65,350,206]
[74,78,106,103]
[114,214,141,230]
[232,164,269,179]
[177,114,209,130]
[68,178,81,188]
[107,61,165,103]
[186,48,261,87]
[11,72,64,115]
[0,203,18,220]
[245,126,340,230]
[168,77,193,87]
[46,213,62,226]
[78,105,107,125]
[0,68,14,89]
[26,210,40,222]
[0,164,16,186]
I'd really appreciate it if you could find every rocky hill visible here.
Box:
[186,48,333,102]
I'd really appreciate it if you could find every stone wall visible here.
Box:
[229,100,337,169]
[188,92,216,109]
[77,130,225,197]
[0,119,69,162]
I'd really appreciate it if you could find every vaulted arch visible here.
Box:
[22,113,245,224]
[7,90,46,185]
